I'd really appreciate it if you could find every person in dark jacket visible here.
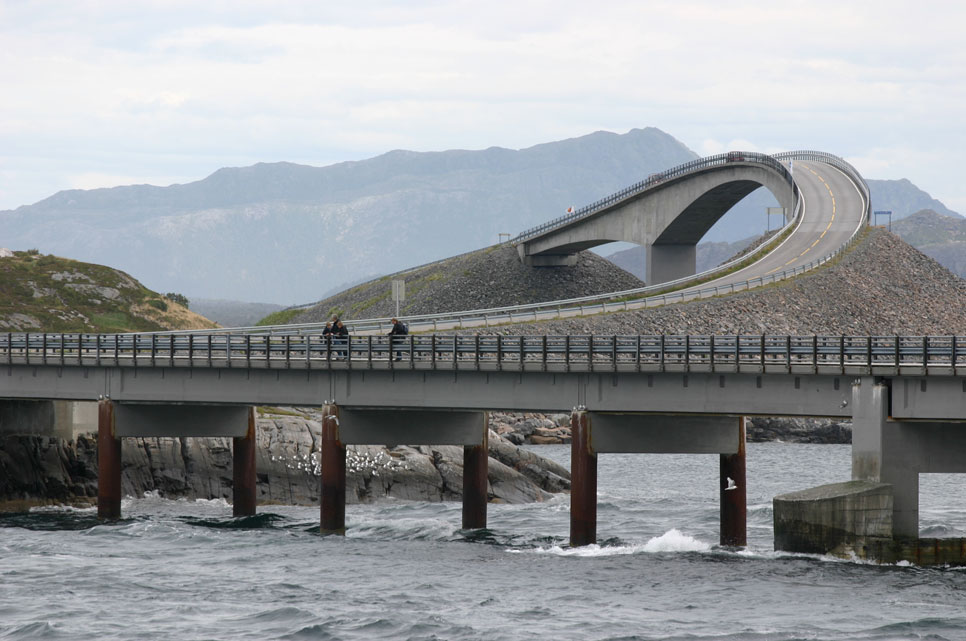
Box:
[388,317,408,361]
[331,317,349,359]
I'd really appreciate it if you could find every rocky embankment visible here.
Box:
[288,244,645,323]
[476,229,966,336]
[0,407,570,511]
[493,413,853,445]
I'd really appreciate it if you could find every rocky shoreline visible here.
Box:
[492,412,852,445]
[0,407,571,511]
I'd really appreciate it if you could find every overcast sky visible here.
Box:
[1,0,964,212]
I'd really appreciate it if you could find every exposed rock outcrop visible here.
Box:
[0,407,571,511]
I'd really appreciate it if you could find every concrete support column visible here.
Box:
[97,399,121,520]
[646,243,696,285]
[232,407,257,517]
[719,417,747,547]
[461,413,489,529]
[570,409,597,547]
[852,377,919,538]
[320,403,346,535]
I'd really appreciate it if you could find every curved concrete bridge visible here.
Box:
[515,150,868,287]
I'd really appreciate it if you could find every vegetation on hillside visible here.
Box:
[0,250,218,332]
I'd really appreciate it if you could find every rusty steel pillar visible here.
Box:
[720,416,747,547]
[232,407,257,517]
[570,409,597,547]
[320,403,346,535]
[97,399,121,520]
[462,413,489,529]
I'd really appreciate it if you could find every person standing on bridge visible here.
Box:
[388,317,408,361]
[331,317,349,359]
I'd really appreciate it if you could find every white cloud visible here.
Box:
[0,0,964,210]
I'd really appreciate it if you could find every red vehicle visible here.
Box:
[726,151,745,162]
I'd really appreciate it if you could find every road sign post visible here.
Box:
[766,207,787,232]
[392,279,405,318]
[874,210,893,231]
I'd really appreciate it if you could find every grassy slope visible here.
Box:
[0,250,218,332]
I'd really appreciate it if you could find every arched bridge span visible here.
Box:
[514,152,805,284]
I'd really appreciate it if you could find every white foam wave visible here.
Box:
[28,504,96,514]
[517,528,711,557]
[642,528,712,553]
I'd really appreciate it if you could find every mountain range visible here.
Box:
[1,128,958,305]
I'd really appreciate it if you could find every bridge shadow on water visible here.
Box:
[0,509,120,531]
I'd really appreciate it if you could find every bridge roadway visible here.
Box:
[684,160,864,288]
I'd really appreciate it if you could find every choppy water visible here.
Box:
[3,443,966,641]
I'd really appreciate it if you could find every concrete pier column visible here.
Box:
[462,413,489,529]
[719,417,747,547]
[852,377,918,537]
[570,410,597,547]
[646,243,697,285]
[320,403,346,535]
[97,399,121,520]
[232,407,257,517]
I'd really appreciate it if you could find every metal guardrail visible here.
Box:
[2,333,963,376]
[150,150,866,337]
[773,150,872,222]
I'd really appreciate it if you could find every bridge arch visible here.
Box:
[515,154,798,285]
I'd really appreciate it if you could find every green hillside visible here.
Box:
[0,250,218,332]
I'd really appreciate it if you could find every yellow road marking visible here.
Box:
[762,163,839,275]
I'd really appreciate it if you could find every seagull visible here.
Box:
[725,477,738,491]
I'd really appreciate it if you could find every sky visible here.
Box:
[1,0,964,212]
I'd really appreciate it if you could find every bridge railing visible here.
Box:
[773,150,872,222]
[2,333,962,376]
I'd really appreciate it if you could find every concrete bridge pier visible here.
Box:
[852,377,966,538]
[646,243,697,286]
[95,402,257,520]
[774,378,966,563]
[568,410,746,548]
[97,399,121,519]
[319,405,491,534]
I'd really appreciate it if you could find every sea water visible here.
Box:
[2,443,966,640]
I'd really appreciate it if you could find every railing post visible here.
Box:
[839,335,845,374]
[785,335,791,373]
[866,336,872,374]
[710,335,715,373]
[660,334,665,372]
[685,335,690,372]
